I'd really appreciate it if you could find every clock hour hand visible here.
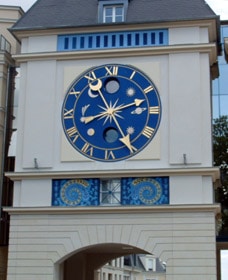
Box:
[115,99,145,111]
[88,79,109,109]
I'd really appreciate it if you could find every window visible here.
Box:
[98,0,128,23]
[103,5,124,23]
[100,179,121,205]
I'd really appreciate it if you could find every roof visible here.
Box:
[11,0,218,31]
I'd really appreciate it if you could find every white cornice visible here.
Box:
[3,204,221,215]
[12,43,218,66]
[0,51,15,65]
[11,18,218,43]
[5,167,220,182]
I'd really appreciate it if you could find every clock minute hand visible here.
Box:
[119,134,134,153]
[111,114,134,153]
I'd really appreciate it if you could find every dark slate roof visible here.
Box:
[11,0,217,31]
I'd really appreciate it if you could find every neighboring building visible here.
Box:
[213,20,228,280]
[4,0,220,279]
[212,20,228,118]
[97,255,166,280]
[0,5,23,280]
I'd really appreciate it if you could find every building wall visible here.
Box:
[5,11,219,280]
[12,45,214,206]
[0,6,23,55]
[6,208,217,280]
[0,6,23,280]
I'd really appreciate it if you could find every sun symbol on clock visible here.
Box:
[127,126,135,135]
[126,87,135,97]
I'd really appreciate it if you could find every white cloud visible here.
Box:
[0,0,35,11]
[206,0,228,19]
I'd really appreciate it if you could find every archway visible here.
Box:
[57,243,163,280]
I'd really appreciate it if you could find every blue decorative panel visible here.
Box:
[52,179,100,206]
[121,177,169,205]
[58,29,168,51]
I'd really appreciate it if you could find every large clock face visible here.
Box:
[62,64,161,162]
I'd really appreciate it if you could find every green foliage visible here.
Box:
[213,115,228,235]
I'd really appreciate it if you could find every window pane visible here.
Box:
[105,17,113,23]
[64,38,69,49]
[115,6,123,22]
[100,179,121,205]
[135,33,140,45]
[127,34,132,46]
[219,66,228,95]
[72,37,77,49]
[105,7,112,16]
[119,34,124,46]
[104,7,113,23]
[115,16,123,22]
[116,7,123,15]
[220,95,228,116]
[212,95,220,119]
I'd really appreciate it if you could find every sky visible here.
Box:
[0,0,227,278]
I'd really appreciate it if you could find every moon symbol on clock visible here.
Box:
[88,79,102,91]
[88,89,99,98]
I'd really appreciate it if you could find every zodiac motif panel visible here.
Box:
[52,177,169,207]
[52,178,100,206]
[121,177,169,205]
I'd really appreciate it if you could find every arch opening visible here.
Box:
[55,243,166,280]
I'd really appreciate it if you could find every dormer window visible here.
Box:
[103,5,124,23]
[98,0,128,23]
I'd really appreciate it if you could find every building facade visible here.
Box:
[97,255,166,280]
[214,20,228,280]
[0,5,23,280]
[4,0,220,279]
[212,20,228,118]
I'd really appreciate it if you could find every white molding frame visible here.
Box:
[13,43,217,66]
[3,204,220,215]
[5,167,220,181]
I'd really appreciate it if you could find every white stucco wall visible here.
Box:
[6,19,219,280]
[14,53,212,171]
[6,209,218,280]
[11,25,215,207]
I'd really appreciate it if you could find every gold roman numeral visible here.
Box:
[81,142,93,156]
[69,91,80,96]
[64,109,74,119]
[149,106,159,114]
[66,126,79,143]
[84,71,97,81]
[105,150,115,160]
[130,70,136,80]
[105,66,118,76]
[142,126,154,138]
[144,85,154,94]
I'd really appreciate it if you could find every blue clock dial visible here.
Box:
[62,64,161,161]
